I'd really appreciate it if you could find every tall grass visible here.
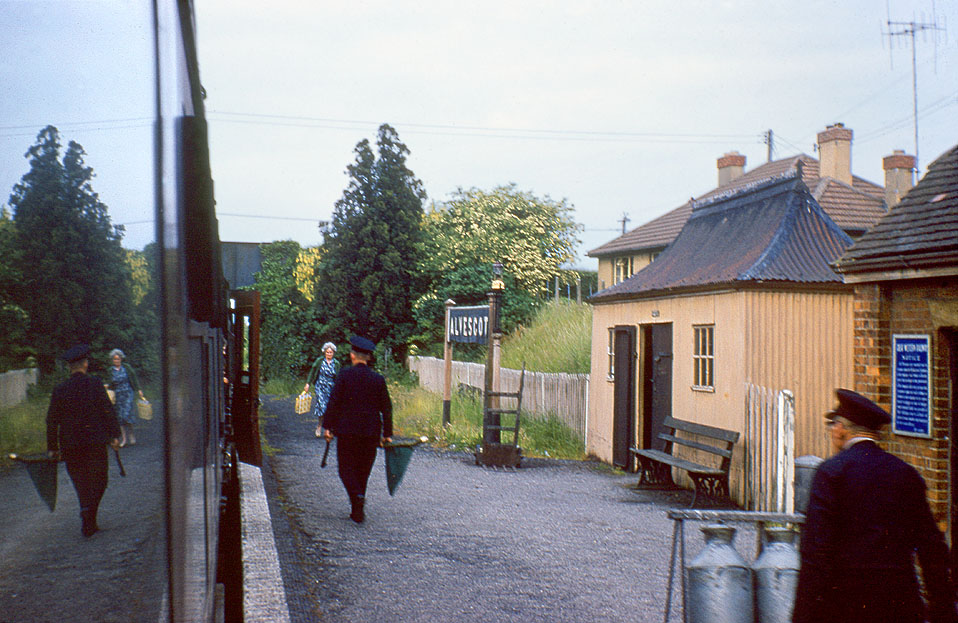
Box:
[501,300,591,374]
[390,382,585,460]
[0,397,49,461]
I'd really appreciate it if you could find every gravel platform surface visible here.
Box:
[259,394,696,623]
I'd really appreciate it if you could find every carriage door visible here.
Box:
[612,326,637,469]
[642,323,673,452]
[946,328,958,572]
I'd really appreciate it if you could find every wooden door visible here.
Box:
[612,326,637,469]
[644,323,672,452]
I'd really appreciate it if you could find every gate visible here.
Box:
[744,384,795,512]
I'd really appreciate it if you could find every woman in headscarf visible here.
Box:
[304,341,339,437]
[107,349,145,447]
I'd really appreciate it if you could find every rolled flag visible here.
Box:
[321,439,331,468]
[112,447,126,477]
[383,436,428,496]
[10,453,59,512]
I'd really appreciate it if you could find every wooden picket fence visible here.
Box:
[0,368,39,409]
[744,383,795,512]
[407,356,589,442]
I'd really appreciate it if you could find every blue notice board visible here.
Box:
[892,334,931,438]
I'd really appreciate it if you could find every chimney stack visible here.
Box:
[717,151,746,187]
[817,123,853,186]
[883,150,915,208]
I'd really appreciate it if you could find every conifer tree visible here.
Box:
[5,126,135,372]
[318,124,426,362]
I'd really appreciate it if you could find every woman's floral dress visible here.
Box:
[312,358,339,421]
[110,365,136,425]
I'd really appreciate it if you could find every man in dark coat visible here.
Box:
[46,344,121,537]
[322,336,392,523]
[793,389,957,623]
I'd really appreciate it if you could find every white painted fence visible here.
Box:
[744,383,795,512]
[0,368,39,408]
[407,356,589,442]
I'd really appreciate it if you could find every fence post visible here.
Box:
[777,390,795,514]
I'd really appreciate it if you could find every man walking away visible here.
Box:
[322,336,393,523]
[46,344,121,537]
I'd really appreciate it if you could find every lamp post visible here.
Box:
[484,262,505,445]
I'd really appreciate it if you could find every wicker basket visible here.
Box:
[137,398,153,420]
[294,391,312,414]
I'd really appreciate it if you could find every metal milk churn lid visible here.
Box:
[793,455,824,514]
[686,524,753,623]
[752,526,800,623]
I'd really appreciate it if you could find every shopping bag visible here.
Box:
[137,398,153,420]
[294,391,312,414]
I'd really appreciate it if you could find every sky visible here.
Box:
[2,1,957,271]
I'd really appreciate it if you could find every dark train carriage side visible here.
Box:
[157,1,261,620]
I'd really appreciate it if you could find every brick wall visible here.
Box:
[853,279,957,523]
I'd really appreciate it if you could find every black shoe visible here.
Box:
[350,496,365,523]
[81,510,98,537]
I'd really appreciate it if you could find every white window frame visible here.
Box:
[692,324,714,391]
[607,328,615,381]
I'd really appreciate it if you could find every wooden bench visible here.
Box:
[629,416,740,508]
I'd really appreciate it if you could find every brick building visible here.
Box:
[834,144,958,551]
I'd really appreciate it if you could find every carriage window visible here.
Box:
[0,5,166,621]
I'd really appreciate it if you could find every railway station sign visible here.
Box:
[446,305,489,344]
[892,334,931,438]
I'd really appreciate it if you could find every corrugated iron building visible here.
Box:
[588,173,855,505]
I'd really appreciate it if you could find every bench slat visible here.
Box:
[630,448,723,476]
[663,416,740,443]
[658,433,734,459]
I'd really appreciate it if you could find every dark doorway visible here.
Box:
[612,326,637,469]
[641,323,673,452]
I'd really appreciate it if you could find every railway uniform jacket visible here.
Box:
[322,364,392,439]
[47,371,121,452]
[793,439,957,623]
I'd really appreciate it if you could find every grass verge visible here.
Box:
[390,382,586,461]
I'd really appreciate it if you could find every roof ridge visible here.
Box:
[691,168,802,212]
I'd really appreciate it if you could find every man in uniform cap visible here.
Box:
[793,389,957,623]
[46,344,121,537]
[322,336,392,523]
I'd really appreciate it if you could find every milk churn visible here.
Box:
[686,524,752,623]
[793,455,823,513]
[752,526,800,623]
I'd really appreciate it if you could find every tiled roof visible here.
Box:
[587,154,884,258]
[834,144,958,275]
[590,173,853,302]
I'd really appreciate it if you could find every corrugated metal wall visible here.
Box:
[744,290,854,462]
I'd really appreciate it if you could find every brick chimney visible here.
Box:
[817,123,853,185]
[717,151,746,187]
[883,150,915,208]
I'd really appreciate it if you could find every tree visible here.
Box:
[317,124,426,362]
[255,240,323,381]
[421,184,582,295]
[413,185,582,351]
[4,126,136,372]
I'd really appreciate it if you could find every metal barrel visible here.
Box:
[793,455,824,514]
[686,524,753,623]
[752,527,800,623]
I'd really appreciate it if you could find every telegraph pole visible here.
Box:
[618,213,630,233]
[883,8,945,182]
